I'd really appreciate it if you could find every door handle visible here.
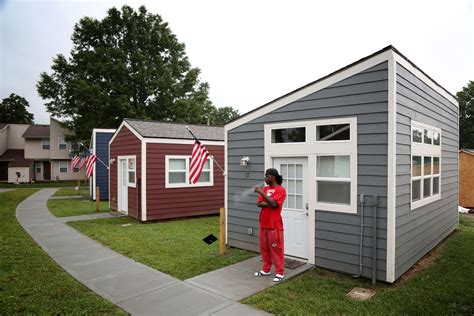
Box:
[305,203,309,210]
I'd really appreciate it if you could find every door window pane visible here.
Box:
[412,156,422,177]
[295,195,303,210]
[317,181,350,205]
[296,165,302,178]
[433,177,440,195]
[433,132,440,145]
[271,127,305,143]
[433,157,440,174]
[317,156,350,178]
[412,180,421,201]
[296,180,303,194]
[424,129,432,144]
[288,195,295,209]
[412,127,423,143]
[423,178,431,198]
[317,124,350,141]
[424,156,431,175]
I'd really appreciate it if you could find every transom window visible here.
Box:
[165,155,213,188]
[316,123,350,141]
[411,121,441,209]
[271,127,306,143]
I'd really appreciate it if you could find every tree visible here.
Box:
[0,93,34,124]
[458,80,474,149]
[37,5,235,141]
[207,106,240,125]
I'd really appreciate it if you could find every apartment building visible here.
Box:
[0,118,85,183]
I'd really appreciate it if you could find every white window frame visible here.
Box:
[165,155,214,188]
[41,139,50,150]
[59,161,68,173]
[58,137,67,150]
[411,120,441,210]
[264,117,357,213]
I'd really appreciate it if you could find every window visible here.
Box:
[316,156,351,205]
[271,127,305,143]
[316,123,350,141]
[165,155,213,188]
[42,139,50,150]
[128,158,136,185]
[71,142,79,151]
[411,121,441,209]
[58,138,67,150]
[59,161,68,173]
[73,167,80,173]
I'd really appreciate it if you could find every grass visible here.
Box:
[0,181,79,188]
[68,216,257,280]
[0,189,125,315]
[243,215,474,315]
[48,198,111,217]
[53,187,89,197]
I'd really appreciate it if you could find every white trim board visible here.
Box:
[225,48,457,133]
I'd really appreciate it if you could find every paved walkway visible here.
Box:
[0,188,15,193]
[59,212,126,223]
[49,195,85,199]
[16,189,312,315]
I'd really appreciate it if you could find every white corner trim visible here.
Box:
[392,53,457,106]
[386,53,397,283]
[225,50,393,132]
[141,140,147,221]
[92,130,97,200]
[224,131,228,244]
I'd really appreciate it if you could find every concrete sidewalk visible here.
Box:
[16,189,311,315]
[59,212,126,222]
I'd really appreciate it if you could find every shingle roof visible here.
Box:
[124,119,224,141]
[22,125,50,139]
[0,149,33,167]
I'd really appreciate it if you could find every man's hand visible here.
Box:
[254,186,264,194]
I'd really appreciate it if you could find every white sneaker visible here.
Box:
[254,270,271,277]
[273,274,284,282]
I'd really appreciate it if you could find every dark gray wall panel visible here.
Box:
[227,62,389,281]
[394,63,458,281]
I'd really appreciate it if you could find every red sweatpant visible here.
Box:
[259,227,284,275]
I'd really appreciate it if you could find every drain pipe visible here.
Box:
[372,195,378,285]
[354,194,365,277]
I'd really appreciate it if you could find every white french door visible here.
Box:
[274,157,308,259]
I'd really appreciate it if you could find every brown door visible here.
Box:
[44,162,51,181]
[0,162,8,181]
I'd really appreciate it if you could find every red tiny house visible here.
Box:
[109,119,224,222]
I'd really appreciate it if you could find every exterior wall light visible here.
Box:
[240,156,250,166]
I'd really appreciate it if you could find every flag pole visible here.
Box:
[185,126,226,175]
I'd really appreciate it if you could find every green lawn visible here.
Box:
[48,198,111,217]
[0,181,79,188]
[68,216,257,280]
[243,215,474,315]
[0,189,125,315]
[53,187,89,197]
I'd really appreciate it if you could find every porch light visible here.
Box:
[240,156,250,167]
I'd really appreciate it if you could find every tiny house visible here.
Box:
[109,119,224,221]
[225,46,458,283]
[89,128,116,200]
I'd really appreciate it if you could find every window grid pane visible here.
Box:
[317,155,350,178]
[317,124,350,141]
[271,127,306,143]
[424,156,432,175]
[317,181,350,205]
[412,156,422,177]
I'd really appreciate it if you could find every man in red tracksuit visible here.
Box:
[254,168,286,282]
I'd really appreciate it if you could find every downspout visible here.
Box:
[354,194,365,277]
[372,195,378,285]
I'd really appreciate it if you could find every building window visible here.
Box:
[271,127,306,143]
[316,155,351,205]
[58,138,67,150]
[316,123,350,141]
[59,161,68,173]
[128,158,136,185]
[73,167,80,173]
[42,139,50,150]
[411,121,441,209]
[165,155,213,188]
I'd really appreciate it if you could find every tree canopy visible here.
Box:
[458,80,474,149]
[37,5,238,142]
[0,93,35,124]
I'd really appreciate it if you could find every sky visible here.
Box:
[0,0,473,124]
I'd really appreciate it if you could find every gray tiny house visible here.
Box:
[225,46,458,283]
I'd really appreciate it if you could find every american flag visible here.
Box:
[85,153,97,178]
[78,156,87,169]
[71,155,81,169]
[189,139,210,184]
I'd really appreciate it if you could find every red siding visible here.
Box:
[146,143,224,220]
[109,126,141,219]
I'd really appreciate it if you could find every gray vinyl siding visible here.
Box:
[227,62,389,281]
[394,63,458,280]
